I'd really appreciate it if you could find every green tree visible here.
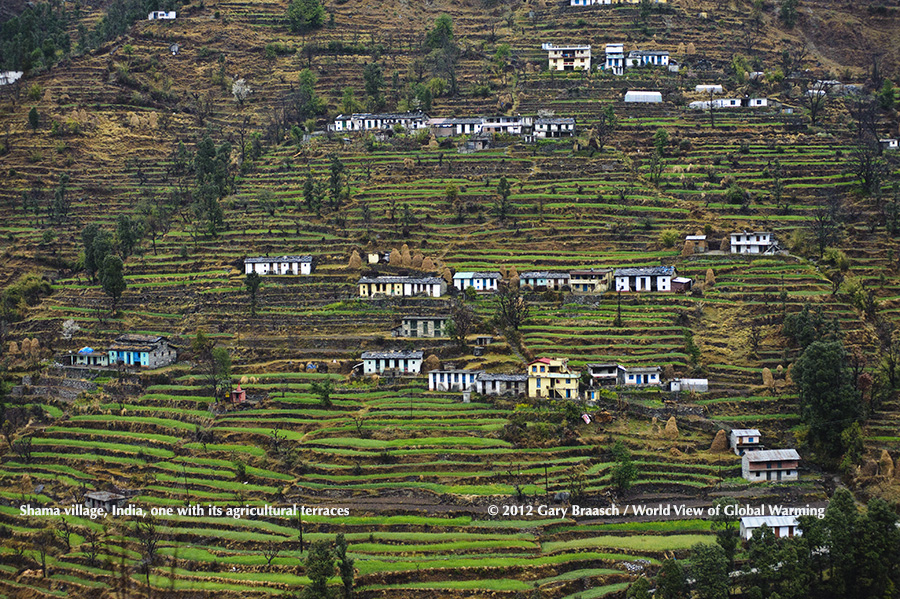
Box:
[310,378,335,408]
[341,87,361,114]
[334,533,354,599]
[782,304,840,349]
[689,542,730,599]
[656,558,688,599]
[710,497,740,570]
[99,255,126,315]
[877,79,896,110]
[792,340,861,457]
[626,577,651,599]
[52,172,70,222]
[328,154,345,209]
[28,107,39,131]
[609,441,637,491]
[115,214,141,259]
[653,128,669,156]
[425,14,454,50]
[494,176,512,221]
[779,0,799,28]
[295,69,326,121]
[245,271,262,317]
[302,539,334,599]
[287,0,325,33]
[363,63,385,112]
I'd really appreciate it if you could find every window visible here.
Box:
[536,379,541,388]
[540,366,546,373]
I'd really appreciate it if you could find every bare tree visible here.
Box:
[495,284,530,331]
[262,541,281,566]
[133,515,161,564]
[801,80,832,126]
[450,299,476,347]
[850,139,889,195]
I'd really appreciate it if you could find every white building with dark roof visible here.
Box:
[569,268,612,293]
[618,365,662,386]
[475,373,528,396]
[520,272,571,290]
[534,118,576,138]
[626,50,670,68]
[358,275,447,298]
[332,112,429,132]
[108,335,176,369]
[452,272,501,293]
[244,255,314,276]
[604,43,625,75]
[742,449,800,482]
[361,350,423,375]
[614,266,675,292]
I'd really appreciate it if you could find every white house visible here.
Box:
[614,266,675,292]
[361,350,423,375]
[618,366,662,386]
[695,84,724,94]
[428,369,484,392]
[604,44,625,75]
[0,71,24,86]
[428,117,484,137]
[481,115,533,136]
[534,118,576,138]
[586,363,619,385]
[542,43,592,71]
[730,232,777,254]
[689,98,742,110]
[729,428,762,456]
[746,97,768,107]
[358,276,447,298]
[740,516,801,540]
[244,255,314,276]
[475,373,527,396]
[742,449,800,482]
[669,378,708,392]
[332,112,429,132]
[453,272,501,293]
[626,50,670,68]
[880,138,899,151]
[624,90,663,103]
[148,11,176,19]
[520,271,570,290]
[74,348,110,368]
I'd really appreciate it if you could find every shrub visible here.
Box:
[658,228,680,248]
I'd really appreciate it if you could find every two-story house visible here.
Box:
[742,449,800,482]
[729,428,763,456]
[543,43,592,71]
[395,315,450,338]
[730,232,777,254]
[527,357,580,399]
[614,266,675,292]
[569,268,612,293]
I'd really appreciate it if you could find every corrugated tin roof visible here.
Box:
[744,449,800,461]
[453,272,502,279]
[478,373,527,382]
[521,271,571,279]
[359,276,443,284]
[741,516,799,528]
[731,429,761,436]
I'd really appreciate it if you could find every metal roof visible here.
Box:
[430,369,485,375]
[621,366,661,373]
[361,350,424,360]
[477,373,527,382]
[402,315,450,321]
[744,449,800,462]
[731,429,761,436]
[85,491,126,501]
[570,268,612,275]
[614,266,675,277]
[453,272,501,279]
[741,516,799,528]
[245,255,312,263]
[359,276,444,284]
[535,118,576,125]
[685,235,707,240]
[521,271,571,279]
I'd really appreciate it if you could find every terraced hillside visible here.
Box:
[1,0,900,596]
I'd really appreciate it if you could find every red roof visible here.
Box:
[528,358,552,365]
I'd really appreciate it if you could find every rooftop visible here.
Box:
[614,266,675,277]
[361,350,424,360]
[244,255,312,263]
[535,118,576,125]
[744,449,800,462]
[731,429,762,436]
[521,271,571,279]
[85,491,126,502]
[741,516,800,528]
[478,373,527,382]
[453,272,502,279]
[621,366,661,373]
[359,275,444,284]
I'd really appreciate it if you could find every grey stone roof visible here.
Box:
[453,272,502,279]
[614,266,675,277]
[535,118,576,125]
[244,255,312,263]
[361,350,424,360]
[402,315,450,321]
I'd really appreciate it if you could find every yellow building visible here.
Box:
[527,357,580,399]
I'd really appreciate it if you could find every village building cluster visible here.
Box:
[331,112,577,140]
[68,334,177,369]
